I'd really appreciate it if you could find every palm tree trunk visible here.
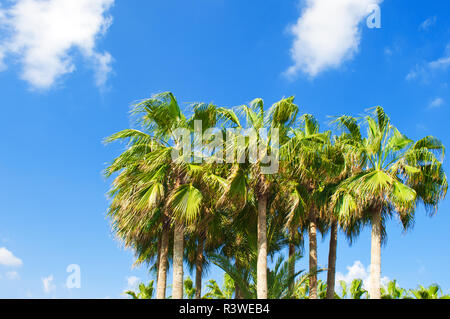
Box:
[309,213,318,299]
[235,284,242,299]
[326,221,338,299]
[194,237,204,299]
[369,208,382,299]
[156,236,162,283]
[257,194,268,299]
[234,259,243,299]
[172,221,184,299]
[288,227,295,296]
[156,225,169,299]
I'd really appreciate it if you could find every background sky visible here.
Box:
[0,0,449,298]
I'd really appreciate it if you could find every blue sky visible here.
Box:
[0,0,449,298]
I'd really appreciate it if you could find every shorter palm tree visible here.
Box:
[338,279,368,299]
[183,277,196,299]
[381,280,408,299]
[125,281,155,299]
[410,284,450,299]
[203,274,236,299]
[211,252,318,299]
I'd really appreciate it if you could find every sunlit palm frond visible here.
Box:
[169,184,204,225]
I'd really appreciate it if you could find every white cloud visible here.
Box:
[407,44,450,81]
[336,260,389,291]
[5,271,20,280]
[406,67,419,81]
[0,0,114,89]
[0,247,23,267]
[285,0,383,78]
[419,16,437,31]
[429,56,450,71]
[428,97,444,109]
[126,276,140,291]
[42,275,56,294]
[336,261,368,284]
[384,43,401,58]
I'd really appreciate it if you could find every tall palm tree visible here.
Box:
[217,198,258,299]
[184,103,240,299]
[105,135,171,299]
[219,97,299,299]
[333,106,448,299]
[184,164,227,299]
[106,92,224,299]
[321,135,362,299]
[280,114,332,299]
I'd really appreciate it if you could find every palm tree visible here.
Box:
[125,280,155,299]
[381,280,408,299]
[323,135,363,299]
[183,276,196,299]
[106,92,224,299]
[339,279,368,299]
[409,284,450,299]
[184,103,238,299]
[333,106,448,298]
[105,92,184,299]
[184,168,226,299]
[280,114,333,299]
[203,273,235,299]
[218,97,299,299]
[105,143,171,298]
[215,190,289,299]
[210,252,307,299]
[217,199,257,299]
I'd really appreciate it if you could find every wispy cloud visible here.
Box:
[285,0,383,78]
[42,275,56,294]
[5,271,20,280]
[0,0,114,90]
[0,247,23,267]
[419,16,437,31]
[406,44,450,82]
[384,47,393,56]
[429,56,450,71]
[428,97,444,109]
[406,67,420,81]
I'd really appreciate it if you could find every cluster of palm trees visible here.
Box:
[105,92,447,299]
